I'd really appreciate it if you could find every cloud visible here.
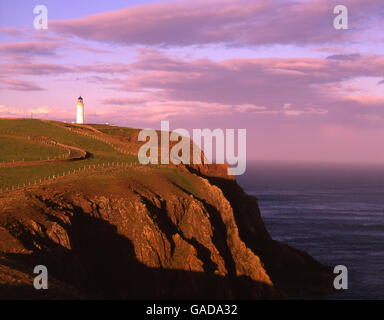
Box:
[0,60,130,78]
[283,106,328,116]
[65,40,112,54]
[235,104,268,113]
[98,97,232,123]
[82,50,382,127]
[102,97,150,105]
[0,79,44,91]
[0,62,73,75]
[326,54,361,61]
[0,27,26,37]
[121,50,384,112]
[78,63,130,74]
[50,0,384,47]
[0,41,59,56]
[0,105,26,116]
[99,96,328,123]
[30,105,57,114]
[0,104,72,119]
[343,95,384,107]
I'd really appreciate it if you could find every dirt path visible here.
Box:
[49,121,136,156]
[0,137,87,168]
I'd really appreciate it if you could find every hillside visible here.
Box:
[0,119,333,299]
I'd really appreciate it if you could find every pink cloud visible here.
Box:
[0,104,72,119]
[282,106,328,116]
[235,105,268,113]
[2,48,381,128]
[344,95,384,107]
[121,50,384,112]
[0,105,26,117]
[0,79,43,91]
[30,105,59,114]
[78,63,130,74]
[102,97,151,105]
[50,0,384,47]
[85,50,381,131]
[97,98,233,123]
[0,62,73,75]
[0,27,26,37]
[0,41,59,56]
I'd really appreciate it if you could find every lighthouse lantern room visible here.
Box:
[76,96,84,124]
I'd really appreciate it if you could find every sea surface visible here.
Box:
[237,161,384,300]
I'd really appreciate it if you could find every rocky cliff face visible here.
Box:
[0,164,333,299]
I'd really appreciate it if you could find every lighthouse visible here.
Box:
[76,96,84,124]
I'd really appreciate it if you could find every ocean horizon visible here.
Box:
[237,161,384,299]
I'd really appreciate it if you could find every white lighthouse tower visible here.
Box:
[76,96,84,124]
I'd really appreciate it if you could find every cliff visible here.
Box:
[0,164,332,299]
[0,120,333,299]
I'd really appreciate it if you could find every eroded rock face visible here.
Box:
[0,166,332,299]
[185,165,334,294]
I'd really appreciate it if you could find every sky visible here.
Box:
[0,0,383,164]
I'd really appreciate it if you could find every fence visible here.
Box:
[52,123,133,156]
[0,161,136,194]
[0,130,72,163]
[0,124,138,194]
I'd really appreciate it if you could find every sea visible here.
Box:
[237,161,384,300]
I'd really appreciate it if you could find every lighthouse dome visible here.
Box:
[76,96,84,124]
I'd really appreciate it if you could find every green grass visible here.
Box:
[158,167,202,198]
[0,119,137,160]
[1,119,119,157]
[0,119,203,192]
[0,119,140,189]
[0,135,67,162]
[88,124,139,138]
[64,165,203,199]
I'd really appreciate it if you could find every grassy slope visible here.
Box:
[0,119,200,194]
[0,119,138,188]
[0,136,66,162]
[49,166,203,200]
[89,124,139,138]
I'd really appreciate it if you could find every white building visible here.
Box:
[76,96,84,124]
